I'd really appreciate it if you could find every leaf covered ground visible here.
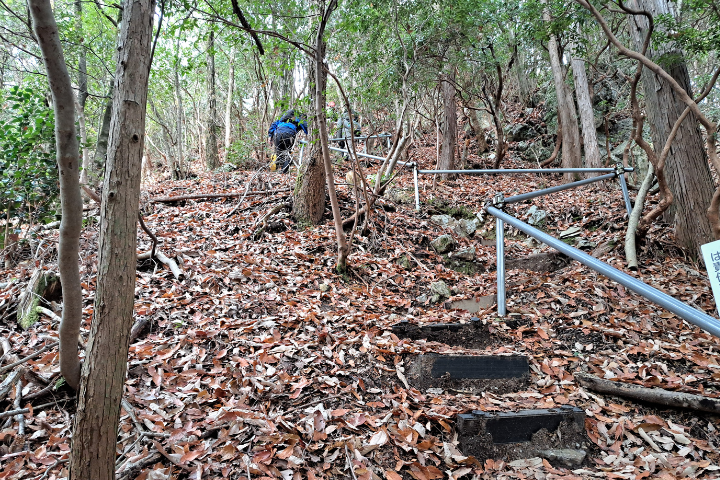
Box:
[2,147,720,480]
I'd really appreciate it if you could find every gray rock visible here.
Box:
[453,219,478,238]
[453,246,476,261]
[430,214,454,227]
[576,239,598,250]
[431,234,456,253]
[524,108,535,117]
[515,141,529,152]
[539,449,586,468]
[526,206,547,226]
[430,294,441,304]
[389,188,414,204]
[430,281,451,298]
[416,294,428,304]
[319,283,330,292]
[507,123,537,142]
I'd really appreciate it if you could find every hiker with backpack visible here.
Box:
[268,109,308,174]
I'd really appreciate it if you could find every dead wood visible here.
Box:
[152,188,290,203]
[0,343,58,375]
[137,249,182,279]
[0,367,26,402]
[251,202,292,240]
[575,372,720,414]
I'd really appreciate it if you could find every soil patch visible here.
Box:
[391,319,493,349]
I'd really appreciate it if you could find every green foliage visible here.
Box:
[0,86,58,227]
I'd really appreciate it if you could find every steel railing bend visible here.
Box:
[485,205,720,338]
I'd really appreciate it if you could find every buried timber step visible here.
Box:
[456,406,589,466]
[407,354,529,394]
[391,318,492,349]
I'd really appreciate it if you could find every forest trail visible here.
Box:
[2,155,720,479]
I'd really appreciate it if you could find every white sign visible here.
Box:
[701,239,720,316]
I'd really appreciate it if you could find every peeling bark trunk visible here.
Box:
[69,0,153,477]
[439,72,457,178]
[571,45,602,170]
[627,0,715,256]
[29,0,83,391]
[544,4,582,180]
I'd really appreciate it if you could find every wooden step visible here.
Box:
[407,354,529,394]
[456,406,588,463]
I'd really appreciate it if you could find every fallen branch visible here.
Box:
[116,452,162,480]
[129,318,150,343]
[152,188,290,204]
[0,342,58,375]
[137,249,182,279]
[251,202,291,240]
[0,367,26,402]
[0,397,75,419]
[575,372,720,414]
[23,375,60,401]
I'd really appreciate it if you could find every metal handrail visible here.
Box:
[416,168,633,174]
[413,165,634,211]
[485,205,720,338]
[504,173,617,204]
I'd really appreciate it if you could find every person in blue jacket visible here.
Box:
[267,109,308,174]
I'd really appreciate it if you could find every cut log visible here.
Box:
[575,372,720,414]
[151,188,290,203]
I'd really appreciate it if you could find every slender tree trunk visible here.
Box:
[93,86,113,176]
[173,31,184,179]
[29,0,83,390]
[627,0,715,255]
[571,44,602,170]
[205,29,219,170]
[544,4,582,180]
[69,0,153,477]
[293,9,326,225]
[75,0,90,187]
[224,46,235,161]
[439,72,457,178]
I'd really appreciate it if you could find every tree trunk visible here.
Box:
[205,29,219,170]
[69,0,153,477]
[29,0,83,390]
[173,31,184,179]
[439,72,457,178]
[75,0,90,187]
[293,10,326,225]
[544,4,582,180]
[571,43,602,170]
[627,0,715,256]
[93,86,113,176]
[224,46,235,162]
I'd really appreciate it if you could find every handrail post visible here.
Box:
[413,163,420,211]
[616,163,632,216]
[494,194,506,317]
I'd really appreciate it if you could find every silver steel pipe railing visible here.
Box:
[329,134,392,142]
[485,205,720,337]
[416,168,632,175]
[504,173,617,204]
